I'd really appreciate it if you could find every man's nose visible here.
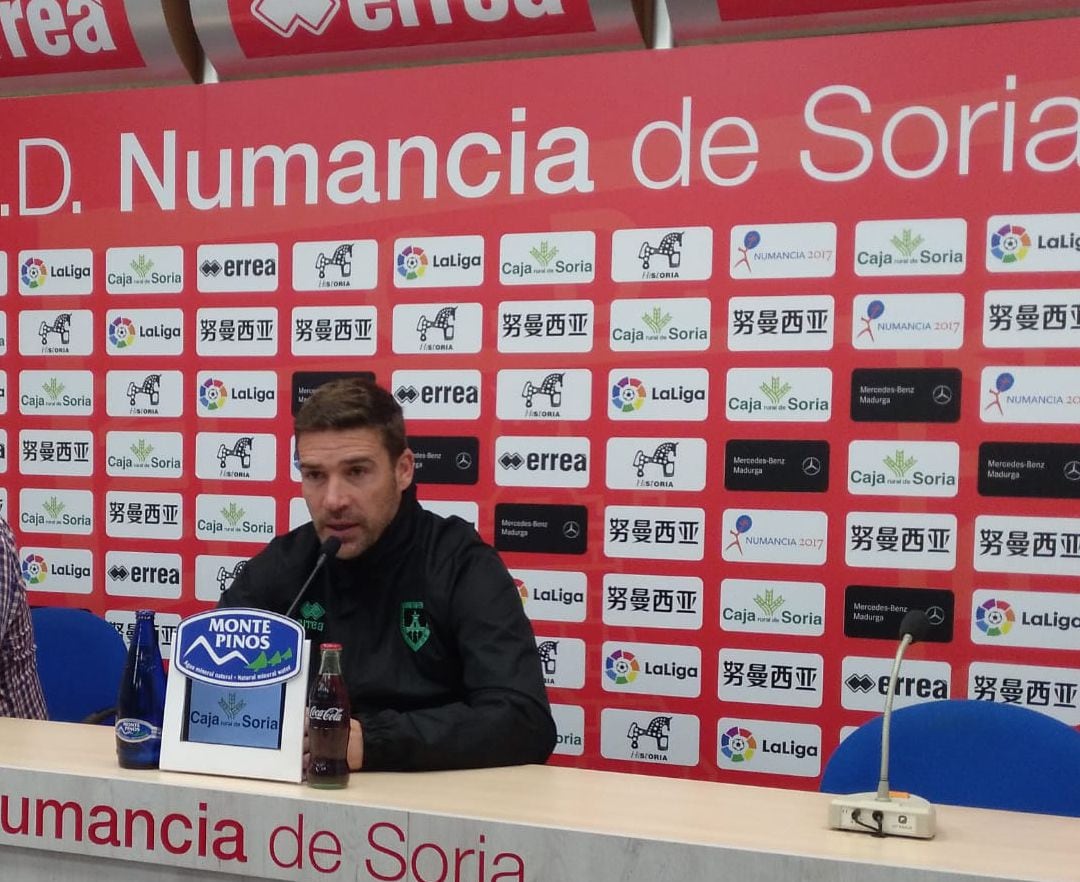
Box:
[323,474,350,510]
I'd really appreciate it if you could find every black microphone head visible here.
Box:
[899,609,932,643]
[320,536,342,559]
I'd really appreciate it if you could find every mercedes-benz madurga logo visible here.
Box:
[1064,460,1080,482]
[932,385,953,406]
[562,521,581,539]
[802,456,822,477]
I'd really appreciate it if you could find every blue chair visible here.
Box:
[30,607,128,725]
[821,699,1080,817]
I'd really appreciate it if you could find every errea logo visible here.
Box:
[841,656,951,711]
[392,370,481,420]
[495,436,589,488]
[197,243,279,292]
[105,551,182,600]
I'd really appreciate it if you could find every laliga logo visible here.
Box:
[21,257,47,289]
[976,598,1015,637]
[199,378,229,412]
[174,609,305,687]
[720,726,756,762]
[21,553,47,585]
[990,223,1031,264]
[251,0,341,37]
[396,245,428,281]
[108,317,137,349]
[604,649,640,685]
[514,577,528,601]
[611,376,647,413]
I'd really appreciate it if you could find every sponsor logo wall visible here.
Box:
[1,17,1077,794]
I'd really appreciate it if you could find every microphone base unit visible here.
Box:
[829,793,936,839]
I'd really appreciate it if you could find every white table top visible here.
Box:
[2,718,1078,882]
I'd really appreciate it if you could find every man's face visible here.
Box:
[297,427,414,560]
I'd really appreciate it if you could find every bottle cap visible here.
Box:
[321,642,342,651]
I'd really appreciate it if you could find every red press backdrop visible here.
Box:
[0,15,1078,789]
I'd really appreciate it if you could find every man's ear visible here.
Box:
[396,448,415,492]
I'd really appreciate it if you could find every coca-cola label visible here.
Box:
[173,608,305,687]
[228,0,597,59]
[309,706,345,723]
[0,0,146,78]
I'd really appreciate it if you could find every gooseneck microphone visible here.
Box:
[828,608,936,839]
[878,609,931,800]
[284,536,342,619]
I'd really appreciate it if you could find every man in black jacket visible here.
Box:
[219,378,555,771]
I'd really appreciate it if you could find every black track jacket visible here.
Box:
[219,487,556,771]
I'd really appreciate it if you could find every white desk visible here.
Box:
[1,719,1077,882]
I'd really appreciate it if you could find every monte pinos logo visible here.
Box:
[173,609,304,687]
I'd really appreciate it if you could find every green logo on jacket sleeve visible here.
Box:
[400,601,430,651]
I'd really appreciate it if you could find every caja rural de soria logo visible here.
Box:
[720,725,757,762]
[199,377,229,411]
[604,649,640,685]
[990,224,1031,264]
[21,554,47,585]
[396,245,428,281]
[611,376,647,413]
[21,257,47,289]
[975,598,1015,637]
[108,317,137,349]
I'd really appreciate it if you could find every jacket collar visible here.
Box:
[325,483,420,586]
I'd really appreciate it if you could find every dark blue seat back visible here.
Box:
[820,700,1080,817]
[30,607,128,725]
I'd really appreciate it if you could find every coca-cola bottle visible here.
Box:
[307,643,350,789]
[115,610,167,769]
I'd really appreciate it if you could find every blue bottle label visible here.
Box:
[116,718,161,744]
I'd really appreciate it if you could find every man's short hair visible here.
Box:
[294,378,406,459]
